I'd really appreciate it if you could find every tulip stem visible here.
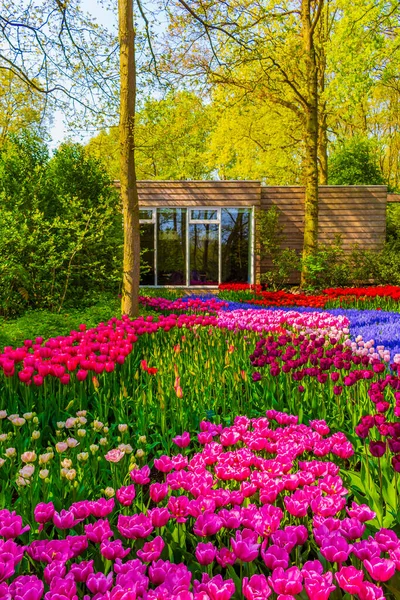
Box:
[378,455,383,525]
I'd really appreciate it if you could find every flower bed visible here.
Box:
[1,411,400,599]
[1,296,400,599]
[217,284,400,312]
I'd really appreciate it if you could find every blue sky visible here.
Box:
[50,0,118,147]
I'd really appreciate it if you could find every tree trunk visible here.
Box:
[118,0,140,316]
[300,0,320,288]
[316,1,328,184]
[318,104,328,184]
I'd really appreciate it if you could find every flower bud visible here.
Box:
[66,469,77,481]
[77,452,89,462]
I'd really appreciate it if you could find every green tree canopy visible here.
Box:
[86,91,214,180]
[328,137,385,186]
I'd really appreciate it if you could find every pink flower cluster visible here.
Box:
[139,296,228,313]
[0,314,218,385]
[250,332,384,391]
[217,308,350,339]
[247,328,400,474]
[0,411,398,599]
[356,376,400,470]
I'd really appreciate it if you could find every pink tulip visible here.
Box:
[149,483,169,503]
[89,498,114,518]
[116,485,136,506]
[261,544,289,570]
[76,369,88,381]
[243,574,272,599]
[195,542,217,566]
[193,513,223,537]
[129,465,150,485]
[172,432,191,448]
[148,508,171,528]
[117,514,153,539]
[358,581,386,600]
[335,566,364,594]
[69,560,94,583]
[268,567,303,595]
[320,535,352,564]
[231,529,260,562]
[137,536,165,562]
[9,576,44,600]
[86,572,113,594]
[34,502,55,525]
[364,557,396,582]
[0,511,30,539]
[216,547,236,568]
[100,539,130,560]
[105,448,125,463]
[84,519,114,543]
[304,572,336,600]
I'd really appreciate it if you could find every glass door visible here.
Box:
[189,209,220,286]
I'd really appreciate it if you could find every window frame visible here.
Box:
[139,209,156,224]
[139,206,255,287]
[189,208,220,224]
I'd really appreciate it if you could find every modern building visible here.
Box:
[114,181,388,287]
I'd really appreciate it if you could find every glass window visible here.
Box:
[157,208,187,285]
[221,208,250,283]
[140,223,155,286]
[190,209,218,221]
[189,223,219,285]
[139,209,154,221]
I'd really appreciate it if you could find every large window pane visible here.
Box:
[221,208,250,283]
[189,223,219,285]
[157,208,187,285]
[140,223,155,285]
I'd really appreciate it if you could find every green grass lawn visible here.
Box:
[0,292,166,348]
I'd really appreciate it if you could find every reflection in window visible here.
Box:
[190,209,218,221]
[139,209,153,221]
[157,208,187,285]
[221,208,250,283]
[189,223,219,285]
[140,223,155,286]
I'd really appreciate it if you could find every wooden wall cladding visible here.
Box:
[115,180,261,207]
[259,185,387,284]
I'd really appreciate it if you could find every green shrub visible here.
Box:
[0,134,122,317]
[258,205,301,289]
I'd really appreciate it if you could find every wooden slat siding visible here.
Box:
[114,180,261,207]
[388,194,400,203]
[260,185,387,284]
